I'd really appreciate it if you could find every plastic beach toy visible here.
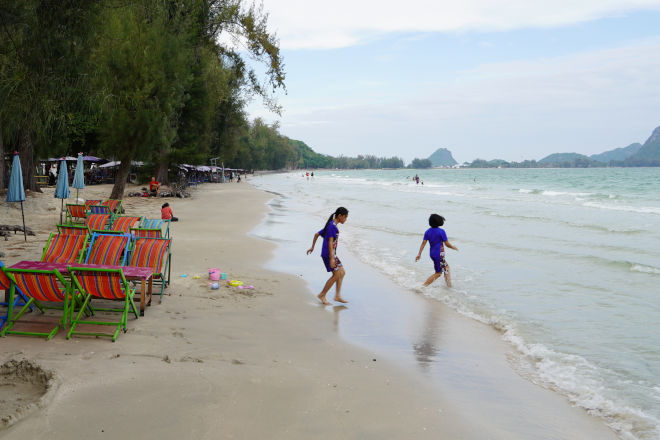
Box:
[209,268,221,281]
[193,275,200,279]
[209,282,219,290]
[180,274,188,278]
[228,280,243,286]
[238,285,254,290]
[221,273,227,280]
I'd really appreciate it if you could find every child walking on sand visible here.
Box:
[306,207,349,305]
[415,214,458,287]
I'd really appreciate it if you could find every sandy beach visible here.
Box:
[0,180,619,439]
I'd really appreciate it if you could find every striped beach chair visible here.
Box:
[109,216,141,234]
[67,267,139,342]
[0,262,33,330]
[129,238,171,301]
[88,204,111,216]
[56,224,91,236]
[85,213,111,233]
[84,199,102,210]
[41,233,88,263]
[85,233,132,265]
[65,204,87,223]
[0,268,71,340]
[102,199,122,214]
[135,218,170,238]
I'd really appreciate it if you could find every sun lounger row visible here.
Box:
[57,216,170,238]
[65,199,123,223]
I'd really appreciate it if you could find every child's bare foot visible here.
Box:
[334,296,348,303]
[317,293,332,305]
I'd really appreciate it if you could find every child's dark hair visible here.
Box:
[323,207,349,235]
[429,214,445,228]
[162,202,169,209]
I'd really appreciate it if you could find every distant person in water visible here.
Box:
[415,214,458,287]
[306,207,349,305]
[161,202,179,222]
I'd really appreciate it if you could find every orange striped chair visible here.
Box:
[84,233,132,265]
[56,224,91,236]
[65,204,87,223]
[0,262,33,330]
[85,213,111,233]
[84,199,102,210]
[102,199,123,214]
[0,268,71,340]
[67,267,139,342]
[128,238,171,301]
[109,216,141,234]
[41,233,88,263]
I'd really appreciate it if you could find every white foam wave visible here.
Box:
[583,202,660,215]
[631,265,660,275]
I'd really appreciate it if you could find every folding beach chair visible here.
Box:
[88,204,111,216]
[138,218,170,238]
[41,233,88,263]
[108,216,141,234]
[128,238,171,301]
[67,267,139,342]
[56,224,91,236]
[0,262,33,330]
[65,204,87,223]
[0,268,71,340]
[85,233,132,265]
[85,213,111,233]
[84,199,102,210]
[102,199,123,214]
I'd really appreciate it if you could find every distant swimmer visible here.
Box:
[415,214,458,288]
[306,207,349,305]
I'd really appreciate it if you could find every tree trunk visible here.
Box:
[18,128,42,193]
[157,147,169,185]
[110,159,132,200]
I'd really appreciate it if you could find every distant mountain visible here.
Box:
[538,152,590,164]
[630,126,660,161]
[427,148,457,167]
[590,143,641,163]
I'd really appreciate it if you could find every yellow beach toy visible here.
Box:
[228,280,243,287]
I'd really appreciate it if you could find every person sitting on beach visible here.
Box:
[415,213,458,287]
[306,207,349,305]
[161,202,178,222]
[150,177,161,196]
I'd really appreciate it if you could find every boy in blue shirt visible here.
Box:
[415,214,458,287]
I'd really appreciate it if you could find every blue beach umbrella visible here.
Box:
[6,152,27,241]
[72,152,85,201]
[54,159,70,224]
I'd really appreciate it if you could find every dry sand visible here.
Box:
[0,181,619,439]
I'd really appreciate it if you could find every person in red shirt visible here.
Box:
[149,177,160,196]
[161,202,178,222]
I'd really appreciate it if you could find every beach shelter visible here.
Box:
[6,152,27,241]
[72,153,85,201]
[54,160,70,224]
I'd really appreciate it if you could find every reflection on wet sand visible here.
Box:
[413,307,441,372]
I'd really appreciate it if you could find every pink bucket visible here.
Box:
[209,268,221,281]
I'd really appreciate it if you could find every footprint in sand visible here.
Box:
[0,360,55,430]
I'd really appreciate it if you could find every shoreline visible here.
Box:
[0,181,619,439]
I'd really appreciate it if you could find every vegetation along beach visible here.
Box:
[2,1,660,439]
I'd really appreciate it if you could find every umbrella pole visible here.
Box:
[60,199,64,224]
[20,201,27,242]
[76,188,79,202]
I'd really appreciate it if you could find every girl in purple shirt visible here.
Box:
[307,207,349,305]
[415,214,458,287]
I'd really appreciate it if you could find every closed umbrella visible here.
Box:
[6,152,27,241]
[72,152,85,201]
[54,159,70,224]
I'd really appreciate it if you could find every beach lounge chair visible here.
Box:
[56,224,91,236]
[84,199,102,210]
[85,213,111,233]
[65,204,88,223]
[0,268,71,340]
[84,233,132,265]
[138,218,170,238]
[102,199,123,214]
[41,233,88,263]
[108,216,141,234]
[67,267,139,342]
[128,238,171,301]
[88,204,111,216]
[0,262,33,330]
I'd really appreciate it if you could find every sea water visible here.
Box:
[251,168,660,440]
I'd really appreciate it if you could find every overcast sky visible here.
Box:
[245,1,660,164]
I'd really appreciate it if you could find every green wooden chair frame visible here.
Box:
[41,232,89,264]
[0,268,71,340]
[65,203,88,223]
[0,262,35,330]
[128,237,171,301]
[67,267,139,342]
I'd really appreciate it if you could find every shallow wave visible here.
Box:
[583,202,660,215]
[630,264,660,275]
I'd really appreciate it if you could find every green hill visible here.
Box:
[538,153,590,164]
[590,143,641,162]
[630,126,660,160]
[427,148,457,167]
